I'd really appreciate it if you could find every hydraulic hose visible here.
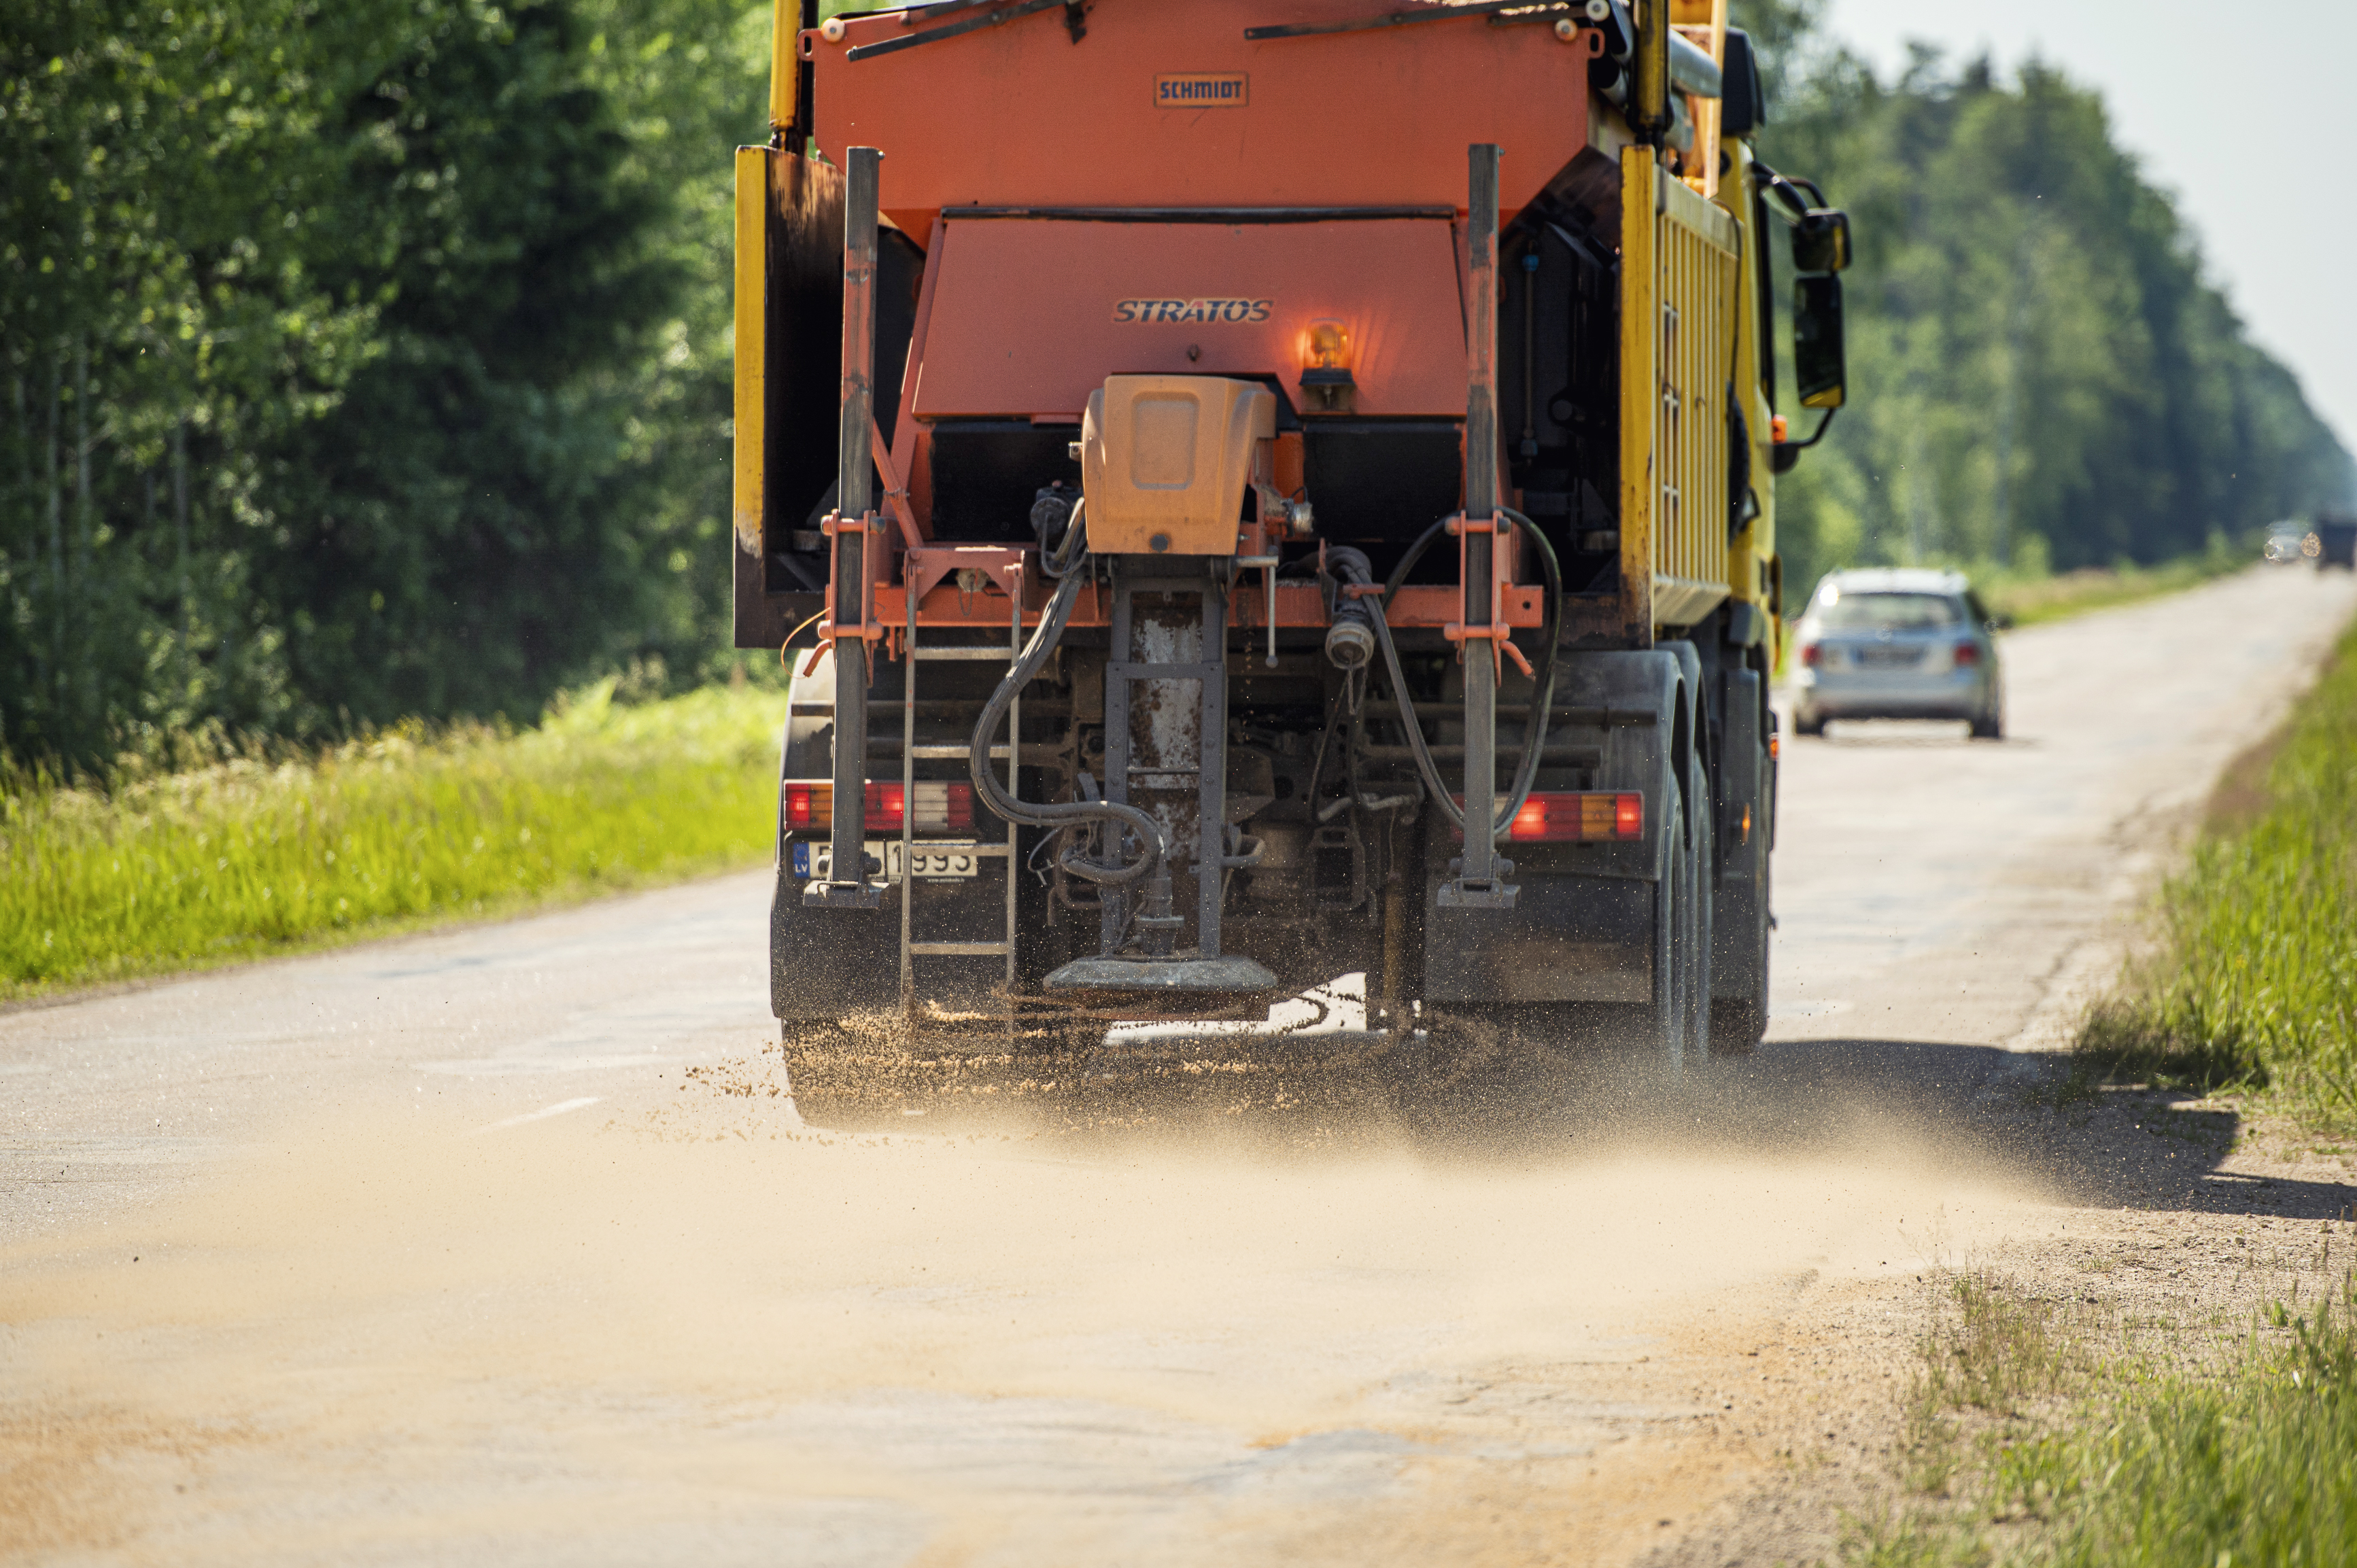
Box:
[1364,508,1563,841]
[1323,546,1381,671]
[968,564,1167,886]
[1037,494,1090,579]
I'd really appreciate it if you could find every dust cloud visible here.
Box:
[1,1026,2049,1565]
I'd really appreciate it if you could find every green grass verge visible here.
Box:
[0,679,788,1002]
[1980,545,2257,629]
[1855,1270,2357,1567]
[2076,612,2357,1130]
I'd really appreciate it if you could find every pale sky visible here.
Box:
[1822,0,2356,461]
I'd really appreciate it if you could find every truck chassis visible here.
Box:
[734,0,1845,1070]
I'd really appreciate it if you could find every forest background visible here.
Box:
[3,0,2350,768]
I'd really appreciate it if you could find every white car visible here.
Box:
[2264,525,2314,565]
[1790,568,2006,739]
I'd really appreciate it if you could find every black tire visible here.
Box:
[1793,708,1827,738]
[1641,765,1698,1068]
[1683,752,1715,1064]
[1709,846,1769,1057]
[1969,703,2003,740]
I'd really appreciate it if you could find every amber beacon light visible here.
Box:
[1298,318,1355,411]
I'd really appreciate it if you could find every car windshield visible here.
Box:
[1816,591,1962,631]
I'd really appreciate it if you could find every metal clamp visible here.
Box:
[1441,511,1534,677]
[816,510,887,644]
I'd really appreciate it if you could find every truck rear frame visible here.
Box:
[733,0,1851,1063]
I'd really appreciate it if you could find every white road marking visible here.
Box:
[469,1096,602,1135]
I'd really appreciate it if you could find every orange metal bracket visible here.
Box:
[1442,511,1533,677]
[901,544,1026,610]
[870,418,925,552]
[816,508,887,645]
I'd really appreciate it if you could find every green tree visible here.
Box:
[257,0,681,726]
[1738,3,2354,597]
[1,0,381,760]
[1,0,770,765]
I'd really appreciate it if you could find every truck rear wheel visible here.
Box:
[1709,839,1770,1055]
[1709,862,1769,1055]
[1683,753,1715,1062]
[1638,763,1702,1068]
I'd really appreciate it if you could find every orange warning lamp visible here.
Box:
[1299,319,1356,412]
[1306,319,1350,368]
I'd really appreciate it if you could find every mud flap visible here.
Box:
[770,860,902,1021]
[1711,665,1766,993]
[1419,646,1691,1005]
[1421,872,1653,1004]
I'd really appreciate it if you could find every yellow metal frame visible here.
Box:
[1621,146,1742,637]
[768,0,798,133]
[1719,143,1778,642]
[1653,173,1740,628]
[1617,145,1657,642]
[733,147,768,562]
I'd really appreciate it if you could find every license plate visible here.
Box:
[1853,646,1923,668]
[793,840,983,882]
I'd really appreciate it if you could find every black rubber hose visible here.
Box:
[1037,495,1091,579]
[1326,545,1381,631]
[968,565,1166,886]
[1364,510,1562,841]
[1494,505,1563,835]
[1383,515,1453,598]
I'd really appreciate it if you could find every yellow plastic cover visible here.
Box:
[1082,376,1275,557]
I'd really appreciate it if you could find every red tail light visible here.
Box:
[1800,642,1821,667]
[783,782,976,834]
[1953,642,1980,667]
[1452,792,1643,843]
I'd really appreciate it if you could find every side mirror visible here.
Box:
[1719,29,1766,135]
[1791,207,1851,273]
[1793,275,1846,410]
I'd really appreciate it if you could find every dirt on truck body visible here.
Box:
[732,0,1853,1062]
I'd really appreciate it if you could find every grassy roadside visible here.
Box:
[1840,605,2357,1565]
[2076,610,2357,1130]
[0,679,789,1003]
[1855,1268,2357,1567]
[1980,544,2260,629]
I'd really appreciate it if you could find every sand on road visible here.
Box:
[5,564,2356,1566]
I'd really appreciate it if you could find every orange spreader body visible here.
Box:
[799,0,1603,632]
[813,0,1598,244]
[910,216,1466,420]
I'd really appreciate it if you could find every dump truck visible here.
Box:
[733,0,1853,1064]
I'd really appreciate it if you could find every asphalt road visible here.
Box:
[5,563,2354,1565]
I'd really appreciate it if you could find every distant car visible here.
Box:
[1789,568,2006,739]
[2265,525,2313,565]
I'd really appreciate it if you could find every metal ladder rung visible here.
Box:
[900,578,1025,1030]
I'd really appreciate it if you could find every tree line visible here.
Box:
[1738,0,2353,596]
[4,1,2348,767]
[1,0,762,765]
